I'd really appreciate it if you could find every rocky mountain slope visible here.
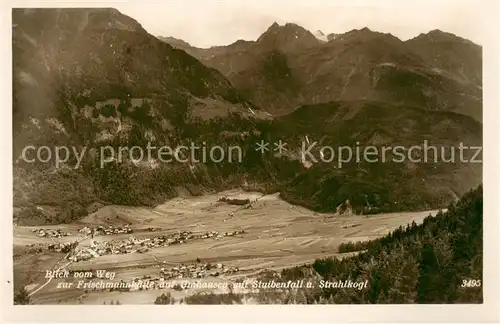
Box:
[161,24,482,120]
[13,8,251,154]
[406,30,482,85]
[12,8,255,223]
[13,9,482,225]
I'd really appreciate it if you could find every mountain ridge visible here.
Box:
[160,25,482,49]
[160,22,482,119]
[13,8,482,226]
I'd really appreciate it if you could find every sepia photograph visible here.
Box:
[3,0,500,322]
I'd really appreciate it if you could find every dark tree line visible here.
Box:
[309,185,483,303]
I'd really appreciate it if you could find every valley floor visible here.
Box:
[13,189,442,304]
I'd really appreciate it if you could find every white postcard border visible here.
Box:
[1,0,499,323]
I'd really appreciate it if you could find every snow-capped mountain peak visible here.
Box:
[313,30,328,42]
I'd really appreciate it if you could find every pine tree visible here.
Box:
[367,270,382,303]
[417,243,442,303]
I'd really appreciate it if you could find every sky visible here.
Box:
[114,0,488,48]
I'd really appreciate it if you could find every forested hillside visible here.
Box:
[311,185,483,303]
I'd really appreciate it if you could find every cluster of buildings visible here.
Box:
[67,248,96,262]
[78,225,133,236]
[159,262,240,280]
[65,229,247,262]
[195,230,246,240]
[47,241,79,253]
[114,262,242,291]
[67,237,152,262]
[73,225,246,242]
[32,228,70,238]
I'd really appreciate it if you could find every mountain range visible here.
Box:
[12,8,482,225]
[160,23,482,119]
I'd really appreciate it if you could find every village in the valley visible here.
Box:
[29,223,246,278]
[14,190,440,304]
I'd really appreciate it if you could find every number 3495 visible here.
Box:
[461,279,481,288]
